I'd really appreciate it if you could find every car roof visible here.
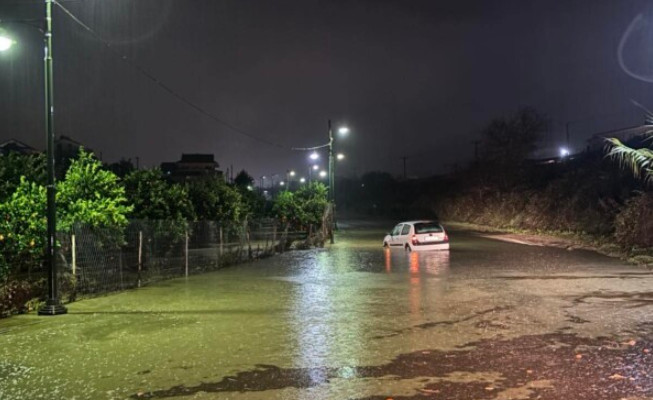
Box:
[398,220,441,225]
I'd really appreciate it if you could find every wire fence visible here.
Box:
[55,218,308,298]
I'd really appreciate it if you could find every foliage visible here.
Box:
[294,182,329,226]
[272,191,304,225]
[188,177,243,224]
[0,178,47,280]
[123,168,195,245]
[234,169,255,188]
[57,149,133,233]
[124,169,195,221]
[606,137,653,185]
[480,107,547,164]
[614,191,653,249]
[271,182,328,229]
[232,170,267,219]
[0,279,44,317]
[0,153,45,202]
[0,149,133,281]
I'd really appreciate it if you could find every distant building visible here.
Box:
[55,135,92,177]
[161,153,223,182]
[587,124,652,152]
[0,139,39,156]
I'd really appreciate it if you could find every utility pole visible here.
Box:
[402,156,407,179]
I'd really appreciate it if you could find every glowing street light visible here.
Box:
[560,147,570,158]
[299,177,306,183]
[319,170,327,178]
[312,164,319,170]
[338,126,350,135]
[309,151,319,160]
[337,153,345,160]
[0,31,15,52]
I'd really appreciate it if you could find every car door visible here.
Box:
[389,224,404,247]
[399,223,412,247]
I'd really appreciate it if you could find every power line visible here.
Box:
[53,0,288,150]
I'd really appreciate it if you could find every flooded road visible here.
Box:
[1,220,651,399]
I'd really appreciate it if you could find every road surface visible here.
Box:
[0,220,651,399]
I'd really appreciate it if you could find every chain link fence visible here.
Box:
[55,219,307,298]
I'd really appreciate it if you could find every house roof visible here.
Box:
[0,139,40,155]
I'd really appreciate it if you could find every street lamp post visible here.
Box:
[1,1,67,315]
[40,0,66,315]
[327,121,349,242]
[328,120,335,243]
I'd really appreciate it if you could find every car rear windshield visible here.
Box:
[414,222,443,234]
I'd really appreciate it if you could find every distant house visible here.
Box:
[161,154,223,182]
[587,124,652,152]
[0,139,39,156]
[55,135,92,177]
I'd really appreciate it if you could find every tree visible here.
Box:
[234,170,255,188]
[123,169,195,221]
[294,182,328,226]
[480,107,547,166]
[0,149,132,280]
[0,153,45,202]
[188,177,243,224]
[272,191,304,226]
[0,178,46,280]
[56,149,132,232]
[271,182,328,229]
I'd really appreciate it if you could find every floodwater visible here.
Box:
[0,220,651,399]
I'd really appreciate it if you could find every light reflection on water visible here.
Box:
[289,247,451,395]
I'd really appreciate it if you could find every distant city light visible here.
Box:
[280,181,285,186]
[299,177,306,183]
[310,152,319,160]
[337,153,345,160]
[560,147,570,157]
[312,165,319,170]
[289,170,296,177]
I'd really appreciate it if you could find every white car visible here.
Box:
[383,220,450,251]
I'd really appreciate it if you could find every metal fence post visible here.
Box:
[185,229,189,277]
[219,225,224,256]
[71,233,76,278]
[138,230,143,288]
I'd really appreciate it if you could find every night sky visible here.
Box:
[2,0,653,179]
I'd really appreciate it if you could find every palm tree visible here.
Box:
[606,136,653,185]
[606,101,653,185]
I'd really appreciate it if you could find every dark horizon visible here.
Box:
[2,0,653,179]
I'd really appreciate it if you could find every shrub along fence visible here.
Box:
[50,218,305,300]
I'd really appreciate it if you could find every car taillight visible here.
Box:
[412,235,418,244]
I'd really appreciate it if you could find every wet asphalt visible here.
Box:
[0,219,651,399]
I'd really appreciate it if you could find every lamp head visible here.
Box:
[0,29,16,52]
